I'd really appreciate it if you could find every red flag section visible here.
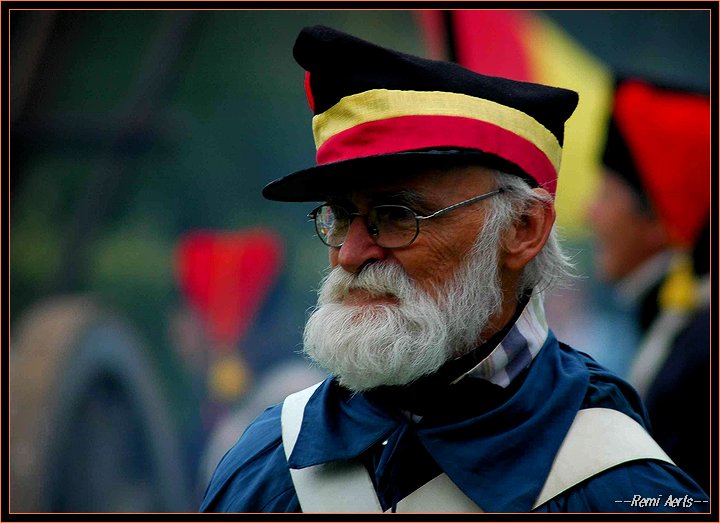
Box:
[449,10,533,82]
[176,229,284,350]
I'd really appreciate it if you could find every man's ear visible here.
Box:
[502,188,555,271]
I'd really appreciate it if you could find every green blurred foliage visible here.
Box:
[10,10,425,372]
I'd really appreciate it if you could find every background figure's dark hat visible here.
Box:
[602,77,710,248]
[263,25,579,202]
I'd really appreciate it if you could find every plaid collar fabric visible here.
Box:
[452,291,549,388]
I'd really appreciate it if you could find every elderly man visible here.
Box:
[200,26,707,513]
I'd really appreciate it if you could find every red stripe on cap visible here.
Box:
[316,114,558,195]
[304,71,315,112]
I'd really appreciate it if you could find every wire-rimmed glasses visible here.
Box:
[308,188,504,249]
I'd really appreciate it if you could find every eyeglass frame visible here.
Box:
[307,187,504,249]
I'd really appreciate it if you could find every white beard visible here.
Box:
[302,224,504,392]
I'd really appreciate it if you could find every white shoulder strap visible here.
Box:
[281,382,382,512]
[280,382,321,459]
[282,385,673,513]
[393,472,484,513]
[629,310,691,397]
[532,407,673,508]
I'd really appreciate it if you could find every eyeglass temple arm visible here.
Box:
[416,188,503,221]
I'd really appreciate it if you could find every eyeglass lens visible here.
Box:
[314,205,418,248]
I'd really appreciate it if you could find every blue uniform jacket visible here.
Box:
[200,332,708,513]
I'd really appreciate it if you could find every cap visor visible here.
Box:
[262,149,527,202]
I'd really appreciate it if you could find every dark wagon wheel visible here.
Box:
[10,295,192,512]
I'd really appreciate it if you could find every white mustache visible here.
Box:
[319,263,413,305]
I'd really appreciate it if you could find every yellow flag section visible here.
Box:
[522,14,614,237]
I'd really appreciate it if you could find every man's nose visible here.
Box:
[332,216,388,274]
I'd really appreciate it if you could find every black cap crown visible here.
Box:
[264,25,579,202]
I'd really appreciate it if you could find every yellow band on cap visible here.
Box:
[312,88,562,171]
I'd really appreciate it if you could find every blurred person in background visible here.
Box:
[588,78,710,492]
[201,26,707,513]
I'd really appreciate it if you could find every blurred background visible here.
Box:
[9,9,710,512]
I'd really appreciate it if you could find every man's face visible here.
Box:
[302,165,513,391]
[328,165,498,300]
[587,171,668,281]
